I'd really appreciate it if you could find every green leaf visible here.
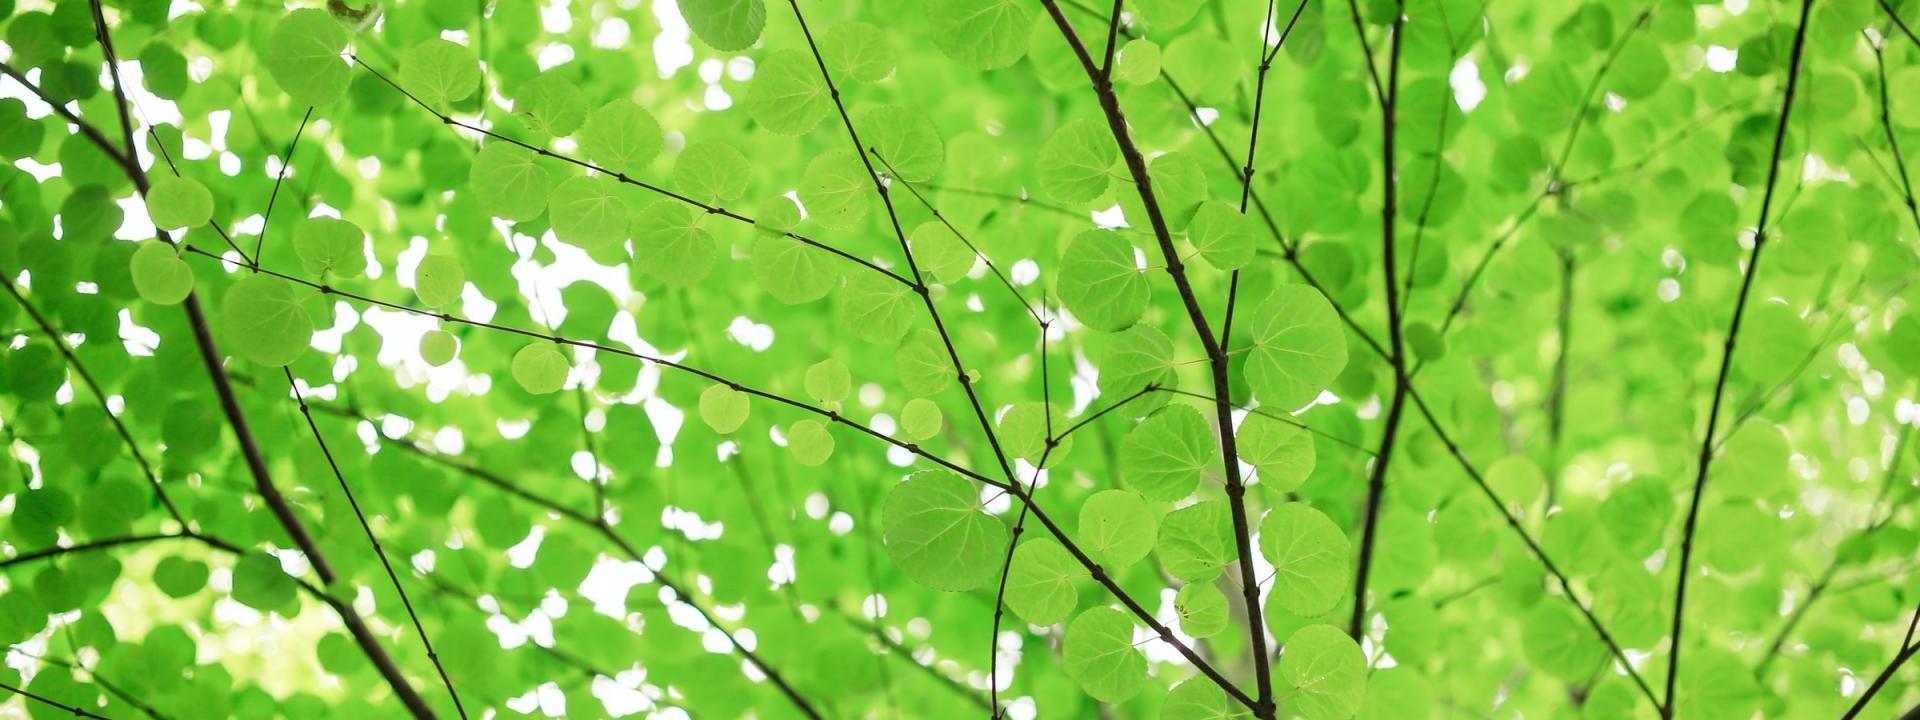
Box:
[1188,201,1255,271]
[400,39,482,109]
[860,105,944,182]
[1079,489,1157,570]
[752,233,839,304]
[1237,412,1315,493]
[1521,602,1605,682]
[1163,678,1249,720]
[1259,502,1350,616]
[0,98,45,159]
[1278,624,1367,720]
[900,398,944,441]
[632,201,716,285]
[264,10,350,106]
[1356,668,1432,720]
[1243,284,1348,410]
[154,556,210,599]
[800,150,872,229]
[292,217,367,279]
[514,73,588,137]
[130,241,194,305]
[787,419,835,466]
[1039,118,1118,204]
[1120,404,1217,502]
[909,221,975,284]
[220,275,314,367]
[415,254,466,308]
[1487,456,1545,509]
[681,0,766,51]
[1059,230,1149,332]
[1175,582,1229,638]
[746,49,830,136]
[1001,403,1071,470]
[671,140,751,204]
[804,358,851,404]
[699,383,751,433]
[469,143,554,222]
[882,470,1006,591]
[419,330,458,367]
[1099,324,1175,398]
[1159,500,1236,583]
[837,271,915,343]
[1005,539,1080,625]
[549,176,631,251]
[512,343,570,395]
[231,552,297,613]
[928,0,1031,69]
[896,329,954,397]
[1121,151,1209,230]
[146,176,213,231]
[1116,39,1162,86]
[580,100,662,175]
[1062,607,1146,704]
[824,22,896,82]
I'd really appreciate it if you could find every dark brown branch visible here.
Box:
[0,533,195,571]
[313,397,823,718]
[71,6,437,714]
[1665,0,1816,712]
[1222,0,1310,353]
[255,107,315,262]
[0,680,112,720]
[0,275,185,526]
[869,150,1042,324]
[1036,1,1272,713]
[1840,605,1920,720]
[347,54,909,288]
[1348,0,1411,643]
[285,373,469,718]
[185,246,1009,492]
[1399,381,1663,709]
[1877,0,1920,48]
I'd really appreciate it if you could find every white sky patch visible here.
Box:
[593,16,632,49]
[1706,46,1739,73]
[652,0,696,79]
[1091,203,1128,229]
[1450,56,1487,111]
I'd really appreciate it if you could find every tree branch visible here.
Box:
[285,374,469,718]
[1840,604,1920,720]
[74,7,439,712]
[347,54,911,288]
[0,275,185,526]
[1347,0,1411,643]
[1665,0,1816,712]
[1400,383,1664,710]
[1036,1,1273,713]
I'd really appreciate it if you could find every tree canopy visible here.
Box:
[2,0,1920,718]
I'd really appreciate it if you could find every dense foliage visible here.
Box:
[3,0,1920,717]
